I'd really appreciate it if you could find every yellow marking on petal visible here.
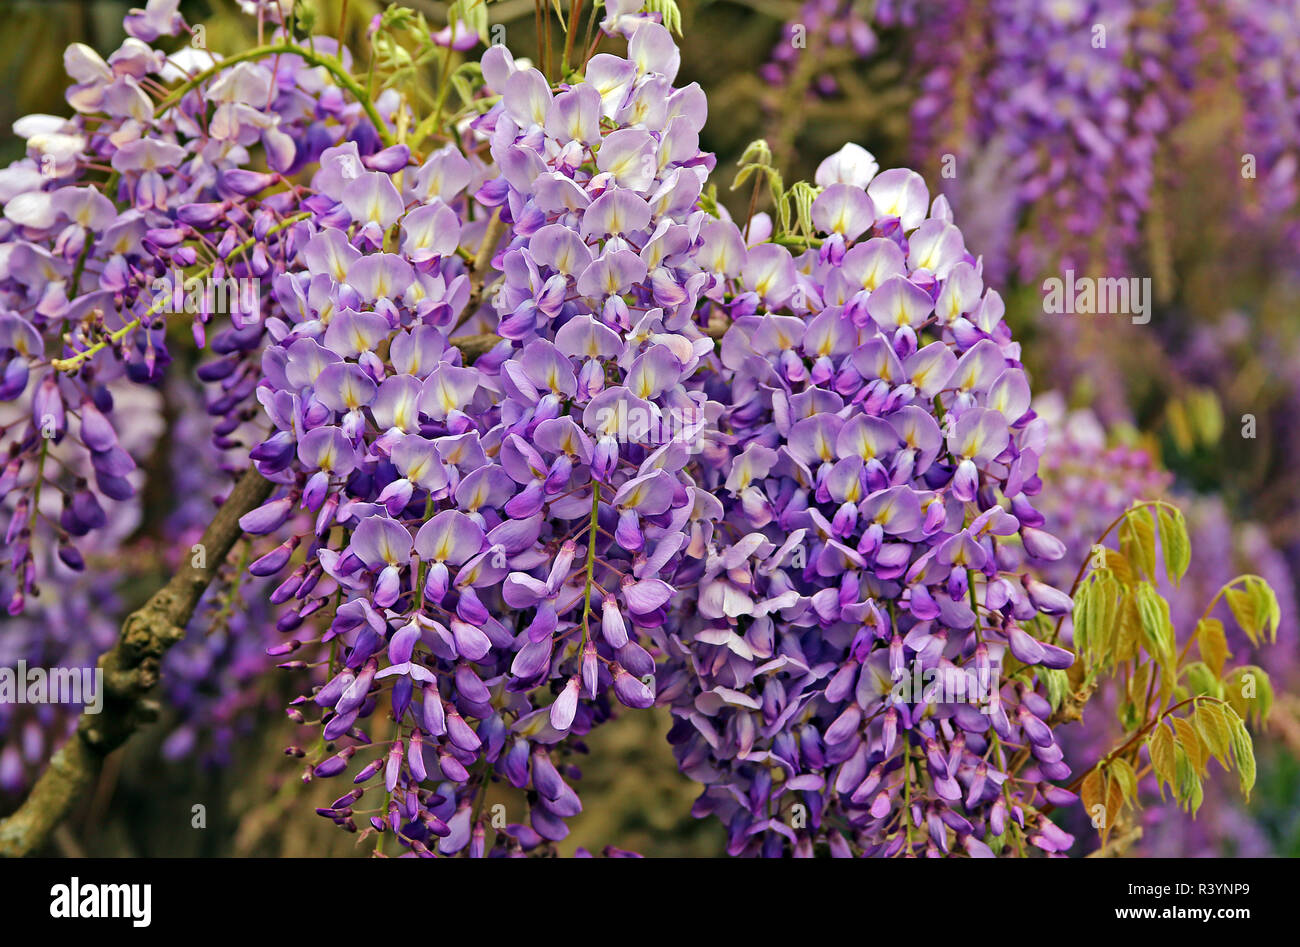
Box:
[734,459,753,491]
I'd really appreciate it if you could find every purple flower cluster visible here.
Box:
[760,0,877,96]
[654,147,1079,857]
[754,0,1300,282]
[880,0,1183,283]
[232,20,745,855]
[0,382,162,792]
[0,2,376,615]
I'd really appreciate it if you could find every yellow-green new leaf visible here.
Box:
[1156,505,1191,586]
[1135,583,1175,691]
[1196,618,1230,677]
[1193,701,1232,766]
[1119,507,1157,581]
[1224,665,1274,726]
[1230,715,1256,801]
[1183,661,1223,700]
[1225,576,1280,647]
[1172,715,1207,774]
[1148,723,1176,800]
[1109,756,1139,808]
[1042,667,1068,713]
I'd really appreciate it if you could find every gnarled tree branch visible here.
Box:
[0,466,273,857]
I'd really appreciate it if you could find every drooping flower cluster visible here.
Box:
[230,18,751,855]
[654,145,1080,857]
[0,1,378,616]
[876,0,1189,283]
[756,0,1300,282]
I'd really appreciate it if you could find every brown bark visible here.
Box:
[0,466,273,857]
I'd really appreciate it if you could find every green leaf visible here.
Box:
[1226,587,1260,647]
[1135,583,1175,685]
[1095,572,1121,664]
[1193,701,1232,765]
[1109,757,1139,807]
[736,139,773,168]
[1041,667,1068,713]
[1071,575,1095,658]
[1224,665,1274,726]
[1174,745,1204,814]
[786,181,820,239]
[1119,507,1157,582]
[1156,505,1191,586]
[698,184,719,217]
[1182,661,1223,700]
[1225,576,1281,646]
[1172,715,1207,774]
[643,0,684,35]
[1229,714,1256,800]
[1115,590,1141,662]
[1148,723,1176,799]
[1196,617,1230,677]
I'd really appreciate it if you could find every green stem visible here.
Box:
[51,211,311,373]
[578,483,601,653]
[155,43,394,148]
